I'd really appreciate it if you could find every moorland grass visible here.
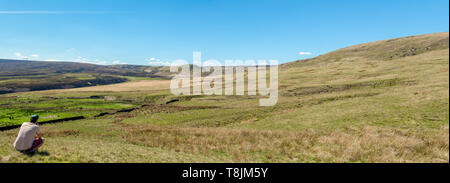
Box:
[0,32,448,162]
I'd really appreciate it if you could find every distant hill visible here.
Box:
[0,59,172,94]
[1,32,448,95]
[0,59,172,77]
[282,32,449,68]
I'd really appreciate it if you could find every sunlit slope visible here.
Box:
[252,32,450,130]
[0,32,448,162]
[283,32,448,67]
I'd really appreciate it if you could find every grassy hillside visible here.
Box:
[0,59,172,94]
[0,32,448,162]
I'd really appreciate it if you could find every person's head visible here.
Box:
[30,115,39,123]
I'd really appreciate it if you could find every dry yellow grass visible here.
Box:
[43,80,171,92]
[114,122,448,162]
[2,119,445,162]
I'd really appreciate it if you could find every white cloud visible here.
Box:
[13,52,41,60]
[74,56,89,62]
[14,52,29,60]
[112,60,127,65]
[299,51,312,55]
[92,59,107,65]
[146,57,170,66]
[10,51,114,65]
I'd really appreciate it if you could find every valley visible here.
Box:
[0,32,448,163]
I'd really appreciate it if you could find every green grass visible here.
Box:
[0,95,140,127]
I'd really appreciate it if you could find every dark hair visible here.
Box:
[30,115,39,123]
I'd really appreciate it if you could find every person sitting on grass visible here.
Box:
[13,115,44,154]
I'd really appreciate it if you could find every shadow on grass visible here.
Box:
[22,151,50,157]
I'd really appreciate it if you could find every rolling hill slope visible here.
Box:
[0,32,448,162]
[283,32,449,68]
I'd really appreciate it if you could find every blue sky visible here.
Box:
[0,0,448,65]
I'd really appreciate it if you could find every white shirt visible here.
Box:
[13,122,41,151]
